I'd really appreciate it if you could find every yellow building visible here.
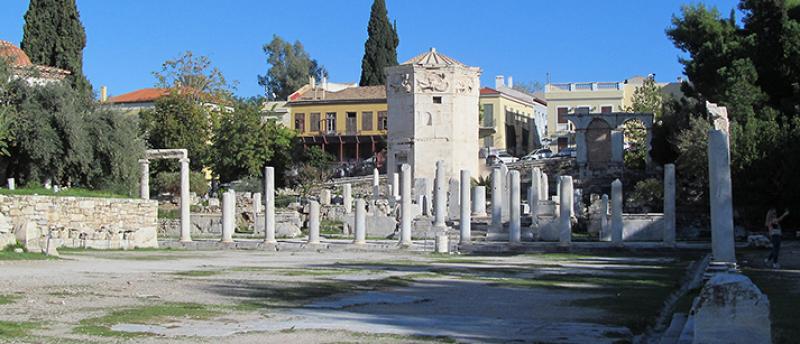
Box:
[286,85,388,162]
[478,76,547,156]
[544,75,666,152]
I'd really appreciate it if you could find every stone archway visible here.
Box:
[140,149,192,242]
[586,118,612,168]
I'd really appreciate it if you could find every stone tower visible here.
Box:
[384,48,481,182]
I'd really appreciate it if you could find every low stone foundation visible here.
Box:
[158,211,303,239]
[0,194,158,249]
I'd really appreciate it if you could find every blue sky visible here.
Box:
[1,0,739,98]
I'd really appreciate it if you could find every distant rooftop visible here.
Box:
[288,85,386,104]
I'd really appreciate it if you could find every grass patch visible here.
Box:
[230,266,364,276]
[0,321,41,339]
[0,187,128,199]
[172,270,221,277]
[743,268,800,344]
[320,219,343,235]
[74,303,220,337]
[0,244,57,261]
[0,294,19,305]
[158,208,179,219]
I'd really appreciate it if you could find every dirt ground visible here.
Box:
[0,248,700,343]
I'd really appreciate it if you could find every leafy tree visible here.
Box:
[359,0,399,86]
[21,0,92,97]
[84,109,145,194]
[290,146,335,199]
[153,171,208,196]
[622,76,663,169]
[0,59,16,157]
[139,93,215,172]
[211,101,295,183]
[258,35,327,100]
[154,51,235,101]
[675,116,711,205]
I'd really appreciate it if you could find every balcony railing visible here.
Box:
[547,82,622,92]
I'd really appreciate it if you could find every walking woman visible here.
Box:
[765,208,790,269]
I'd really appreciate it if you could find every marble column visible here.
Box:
[559,176,573,246]
[179,157,191,242]
[530,167,541,215]
[319,189,331,205]
[460,169,471,244]
[221,190,235,243]
[392,173,400,198]
[139,159,149,199]
[264,166,276,244]
[308,201,320,244]
[343,183,353,214]
[509,171,521,243]
[663,164,676,246]
[500,164,509,222]
[491,167,503,229]
[708,130,735,263]
[252,192,261,226]
[575,130,588,165]
[353,198,366,244]
[433,160,447,230]
[6,178,14,191]
[541,173,549,200]
[600,194,610,241]
[611,179,623,245]
[372,168,380,199]
[400,164,412,245]
[471,186,487,217]
[611,130,624,163]
[448,177,460,220]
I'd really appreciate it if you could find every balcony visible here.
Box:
[546,82,622,92]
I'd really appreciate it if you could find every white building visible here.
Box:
[385,48,481,182]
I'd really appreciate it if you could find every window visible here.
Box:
[346,112,357,134]
[378,111,388,130]
[433,96,442,104]
[557,107,568,124]
[294,113,305,132]
[310,113,321,132]
[325,112,336,133]
[362,111,373,131]
[601,106,613,113]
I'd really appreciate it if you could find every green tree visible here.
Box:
[359,0,399,86]
[21,0,92,97]
[154,51,235,102]
[139,93,214,172]
[290,146,335,199]
[0,59,16,157]
[258,35,327,100]
[84,109,145,194]
[622,76,663,169]
[211,101,295,183]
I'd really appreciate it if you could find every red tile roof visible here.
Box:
[0,40,32,66]
[480,87,501,95]
[106,88,170,104]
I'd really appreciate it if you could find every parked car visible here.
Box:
[521,148,552,161]
[487,151,518,165]
[552,147,577,158]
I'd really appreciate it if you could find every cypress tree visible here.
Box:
[21,0,92,97]
[359,0,399,86]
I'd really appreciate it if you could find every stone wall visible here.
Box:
[0,195,158,249]
[158,211,303,239]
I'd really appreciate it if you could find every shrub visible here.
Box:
[153,171,208,196]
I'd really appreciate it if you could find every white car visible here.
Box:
[487,151,518,165]
[521,148,552,161]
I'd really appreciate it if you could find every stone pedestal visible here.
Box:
[435,234,449,254]
[343,183,352,214]
[459,170,471,244]
[353,199,366,244]
[611,179,623,246]
[471,186,486,216]
[663,164,676,245]
[559,176,573,246]
[221,190,235,243]
[138,159,149,199]
[509,171,521,243]
[694,273,771,344]
[264,166,277,244]
[308,201,320,244]
[708,130,735,263]
[400,164,412,245]
[179,157,192,242]
[319,189,331,206]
